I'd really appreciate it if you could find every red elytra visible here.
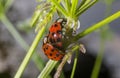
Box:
[42,42,64,61]
[42,36,64,61]
[42,18,66,61]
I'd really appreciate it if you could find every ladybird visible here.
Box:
[42,18,67,61]
[42,36,65,61]
[48,18,67,50]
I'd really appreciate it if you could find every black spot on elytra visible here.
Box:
[45,46,48,50]
[56,53,60,57]
[51,49,55,52]
[52,32,55,36]
[50,53,53,56]
[54,24,58,27]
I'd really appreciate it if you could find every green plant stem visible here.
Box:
[14,26,46,78]
[77,0,87,10]
[38,60,58,78]
[64,0,71,12]
[74,11,120,41]
[0,14,27,50]
[76,0,98,16]
[50,0,68,17]
[90,33,105,78]
[0,13,45,70]
[91,2,113,78]
[70,51,78,78]
[70,0,78,18]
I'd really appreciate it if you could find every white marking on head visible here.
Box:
[43,37,47,43]
[57,18,63,23]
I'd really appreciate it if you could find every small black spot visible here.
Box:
[50,53,53,56]
[52,32,55,36]
[45,46,48,50]
[54,24,58,27]
[51,49,55,52]
[56,53,60,57]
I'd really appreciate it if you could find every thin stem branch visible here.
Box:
[64,0,71,12]
[0,14,27,50]
[90,32,105,78]
[38,60,58,78]
[74,11,120,41]
[70,0,78,18]
[91,2,113,77]
[14,26,46,78]
[70,51,78,78]
[50,0,68,17]
[77,0,87,10]
[76,0,98,16]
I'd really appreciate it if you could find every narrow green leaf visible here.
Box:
[91,34,105,78]
[76,0,98,16]
[70,51,78,78]
[70,0,78,18]
[74,11,120,41]
[14,26,46,78]
[30,10,41,27]
[77,0,87,10]
[64,0,71,12]
[38,60,58,78]
[50,0,68,17]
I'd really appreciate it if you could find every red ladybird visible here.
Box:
[42,18,66,61]
[48,18,66,50]
[42,36,65,61]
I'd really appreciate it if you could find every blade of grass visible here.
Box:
[14,26,46,78]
